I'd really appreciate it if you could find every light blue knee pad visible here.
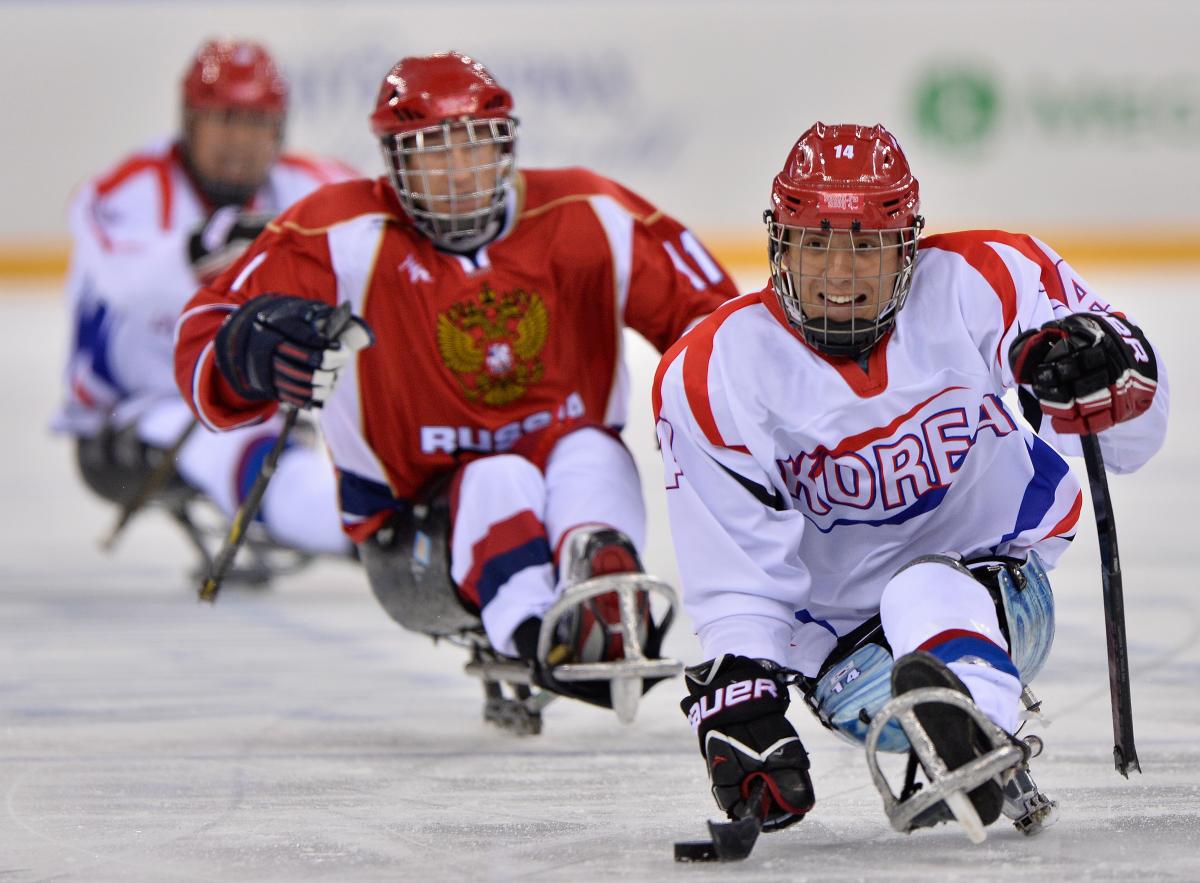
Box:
[807,642,910,753]
[996,549,1055,681]
[806,551,1054,753]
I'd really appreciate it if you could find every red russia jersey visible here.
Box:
[176,168,736,539]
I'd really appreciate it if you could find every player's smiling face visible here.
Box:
[786,229,903,324]
[402,121,505,215]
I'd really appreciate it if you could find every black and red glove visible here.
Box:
[681,655,814,831]
[1008,313,1157,434]
[214,294,373,409]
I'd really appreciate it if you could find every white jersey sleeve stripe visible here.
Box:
[321,214,393,490]
[587,194,635,426]
[231,251,269,292]
[174,303,235,349]
[190,341,265,433]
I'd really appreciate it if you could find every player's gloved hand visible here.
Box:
[681,654,814,831]
[1008,313,1157,434]
[188,206,273,283]
[214,294,374,408]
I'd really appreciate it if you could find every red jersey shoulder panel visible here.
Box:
[922,229,1075,368]
[652,291,761,453]
[937,229,1069,308]
[921,231,1019,338]
[519,167,657,221]
[268,177,400,233]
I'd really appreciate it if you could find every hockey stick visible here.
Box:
[101,418,200,551]
[198,302,352,604]
[1080,433,1140,777]
[674,778,768,863]
[198,405,299,603]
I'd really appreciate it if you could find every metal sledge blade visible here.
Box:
[1002,764,1059,836]
[482,692,546,736]
[463,638,557,735]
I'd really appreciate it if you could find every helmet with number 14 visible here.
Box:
[766,123,923,358]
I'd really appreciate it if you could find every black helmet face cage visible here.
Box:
[767,218,923,358]
[381,116,517,251]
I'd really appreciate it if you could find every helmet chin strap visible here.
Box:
[801,320,886,359]
[398,177,515,256]
[432,214,504,255]
[432,183,515,255]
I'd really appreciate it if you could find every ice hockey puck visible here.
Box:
[673,839,719,862]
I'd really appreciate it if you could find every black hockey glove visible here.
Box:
[188,207,273,283]
[681,655,814,831]
[1008,313,1157,434]
[214,294,374,408]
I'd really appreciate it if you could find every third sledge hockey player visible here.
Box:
[56,39,356,563]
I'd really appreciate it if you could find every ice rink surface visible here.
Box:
[2,270,1198,881]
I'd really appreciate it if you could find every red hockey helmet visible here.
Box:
[182,39,288,114]
[369,50,513,137]
[370,52,517,251]
[766,123,924,357]
[770,122,919,231]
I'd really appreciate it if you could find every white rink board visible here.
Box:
[1,0,1199,242]
[1,271,1198,879]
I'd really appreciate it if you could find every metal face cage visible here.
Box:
[766,216,923,358]
[380,116,517,252]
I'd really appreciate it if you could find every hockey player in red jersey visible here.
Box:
[55,39,357,571]
[174,51,737,727]
[656,123,1167,841]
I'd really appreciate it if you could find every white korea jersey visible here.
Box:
[653,230,1169,675]
[54,137,354,436]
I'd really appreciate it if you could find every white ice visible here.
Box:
[1,271,1198,881]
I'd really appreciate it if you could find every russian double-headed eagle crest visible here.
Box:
[436,284,549,406]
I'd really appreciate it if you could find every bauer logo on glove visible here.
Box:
[681,655,814,831]
[686,675,780,732]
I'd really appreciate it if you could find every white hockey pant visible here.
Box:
[449,428,645,657]
[137,399,348,556]
[809,554,1054,751]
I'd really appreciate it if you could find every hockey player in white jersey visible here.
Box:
[54,39,356,565]
[655,122,1167,840]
